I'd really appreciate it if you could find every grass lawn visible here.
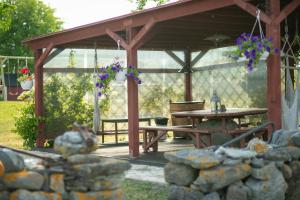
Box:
[122,179,168,200]
[0,101,24,149]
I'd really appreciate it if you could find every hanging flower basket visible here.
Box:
[115,69,127,82]
[20,79,33,90]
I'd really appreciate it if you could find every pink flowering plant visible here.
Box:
[96,62,141,97]
[231,33,279,71]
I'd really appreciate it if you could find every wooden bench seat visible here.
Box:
[139,125,213,152]
[139,125,267,152]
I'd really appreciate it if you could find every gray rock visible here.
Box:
[164,162,197,186]
[10,189,62,200]
[66,174,124,191]
[285,161,300,200]
[226,181,251,200]
[69,189,125,200]
[164,149,223,170]
[285,146,300,160]
[0,149,25,173]
[3,171,44,190]
[67,154,102,164]
[0,191,9,200]
[192,163,251,192]
[281,164,292,180]
[251,162,277,180]
[245,165,287,200]
[270,129,298,146]
[223,159,242,166]
[290,161,300,177]
[263,147,292,161]
[215,147,257,159]
[202,192,220,200]
[251,158,265,168]
[168,185,203,200]
[54,131,98,158]
[275,161,284,169]
[291,132,300,147]
[70,158,130,177]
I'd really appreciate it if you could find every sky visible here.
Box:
[42,0,171,29]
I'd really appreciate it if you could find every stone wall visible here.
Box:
[0,129,130,200]
[164,129,300,200]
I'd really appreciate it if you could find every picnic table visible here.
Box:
[100,117,152,144]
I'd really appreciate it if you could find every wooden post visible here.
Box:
[34,49,45,147]
[266,0,281,130]
[127,28,140,158]
[184,50,192,101]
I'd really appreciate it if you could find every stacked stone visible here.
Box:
[0,130,130,200]
[164,129,300,200]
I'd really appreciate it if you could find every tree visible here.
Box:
[130,0,169,10]
[0,0,63,57]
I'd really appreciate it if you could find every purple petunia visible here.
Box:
[266,46,271,53]
[98,92,102,97]
[244,51,250,58]
[251,49,256,59]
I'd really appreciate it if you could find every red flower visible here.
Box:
[20,67,30,74]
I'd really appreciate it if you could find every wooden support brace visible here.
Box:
[34,43,54,69]
[129,18,156,49]
[233,0,271,24]
[105,28,130,50]
[165,50,185,67]
[274,0,300,25]
[191,51,207,67]
[44,48,65,64]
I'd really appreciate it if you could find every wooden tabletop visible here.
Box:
[171,108,268,119]
[101,117,152,123]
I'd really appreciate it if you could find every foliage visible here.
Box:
[96,61,141,97]
[17,66,33,82]
[0,0,62,58]
[14,94,40,149]
[122,179,167,200]
[130,0,169,10]
[231,33,279,71]
[0,1,15,32]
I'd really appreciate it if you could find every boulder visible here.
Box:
[269,129,298,146]
[291,132,300,147]
[10,189,62,200]
[54,130,98,158]
[69,189,125,200]
[245,165,287,200]
[215,147,257,159]
[0,191,9,200]
[192,163,251,192]
[164,149,223,170]
[226,181,251,200]
[202,192,221,200]
[251,158,265,168]
[281,164,292,180]
[168,185,203,200]
[251,162,277,180]
[50,173,65,193]
[0,149,25,173]
[3,170,44,190]
[263,147,292,161]
[67,154,102,164]
[164,162,197,186]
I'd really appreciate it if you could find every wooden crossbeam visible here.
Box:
[165,50,185,67]
[105,28,129,50]
[129,18,157,49]
[233,0,271,24]
[274,0,300,25]
[191,51,207,67]
[34,43,54,69]
[44,48,65,64]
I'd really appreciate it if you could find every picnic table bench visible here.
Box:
[100,117,152,144]
[139,125,265,152]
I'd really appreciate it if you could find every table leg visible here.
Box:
[153,131,158,152]
[195,132,201,148]
[115,122,118,144]
[143,130,148,153]
[148,119,151,126]
[101,121,105,143]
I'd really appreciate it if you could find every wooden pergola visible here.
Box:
[23,0,300,157]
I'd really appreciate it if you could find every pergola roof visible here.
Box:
[23,0,299,51]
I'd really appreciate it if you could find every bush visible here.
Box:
[14,73,109,149]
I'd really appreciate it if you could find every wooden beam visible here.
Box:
[274,0,300,25]
[34,49,45,148]
[34,43,54,69]
[191,51,207,67]
[165,50,185,67]
[25,0,250,49]
[129,18,156,49]
[105,28,129,50]
[184,50,192,101]
[44,48,65,64]
[127,28,139,158]
[233,0,271,24]
[266,0,281,131]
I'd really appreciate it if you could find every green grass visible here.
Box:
[0,101,24,149]
[122,179,168,200]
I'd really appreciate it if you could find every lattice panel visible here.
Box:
[192,61,267,109]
